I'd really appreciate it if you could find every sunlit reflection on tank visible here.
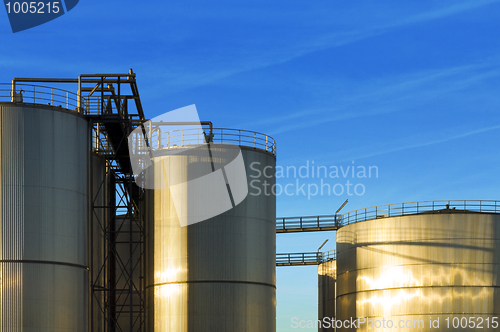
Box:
[154,284,181,298]
[155,267,182,283]
[359,289,422,313]
[358,264,493,290]
[359,266,420,289]
[358,286,494,317]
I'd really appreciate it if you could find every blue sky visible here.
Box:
[3,0,500,330]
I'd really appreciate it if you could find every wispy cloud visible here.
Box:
[147,0,500,92]
[259,58,500,135]
[348,124,500,161]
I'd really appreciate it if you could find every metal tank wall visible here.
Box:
[0,103,88,331]
[336,212,500,332]
[318,259,336,332]
[145,144,276,332]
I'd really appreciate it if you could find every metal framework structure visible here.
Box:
[8,71,148,332]
[84,73,146,332]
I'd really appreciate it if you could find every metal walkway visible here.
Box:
[276,215,339,233]
[276,250,336,266]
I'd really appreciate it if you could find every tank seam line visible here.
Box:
[0,259,88,270]
[146,280,276,289]
[337,285,500,297]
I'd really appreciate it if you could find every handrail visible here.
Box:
[338,200,500,226]
[145,126,276,155]
[0,83,81,111]
[321,249,336,262]
[277,200,500,232]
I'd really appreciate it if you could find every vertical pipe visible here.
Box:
[78,76,82,113]
[101,77,104,115]
[89,120,94,332]
[11,79,16,102]
[148,121,152,148]
[156,128,161,150]
[128,181,134,331]
[94,125,99,151]
[117,77,121,114]
[108,176,116,332]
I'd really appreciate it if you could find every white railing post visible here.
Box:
[148,121,152,147]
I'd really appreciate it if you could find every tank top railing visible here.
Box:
[338,200,500,226]
[0,83,80,110]
[277,200,500,232]
[143,127,276,156]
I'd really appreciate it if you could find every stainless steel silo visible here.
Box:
[318,259,336,332]
[336,205,500,332]
[144,132,276,332]
[0,103,88,331]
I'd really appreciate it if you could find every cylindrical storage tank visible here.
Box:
[336,208,500,332]
[318,259,336,332]
[0,103,88,331]
[145,140,276,332]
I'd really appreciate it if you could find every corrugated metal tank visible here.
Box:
[145,144,276,331]
[336,211,500,332]
[0,103,88,331]
[318,259,336,332]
